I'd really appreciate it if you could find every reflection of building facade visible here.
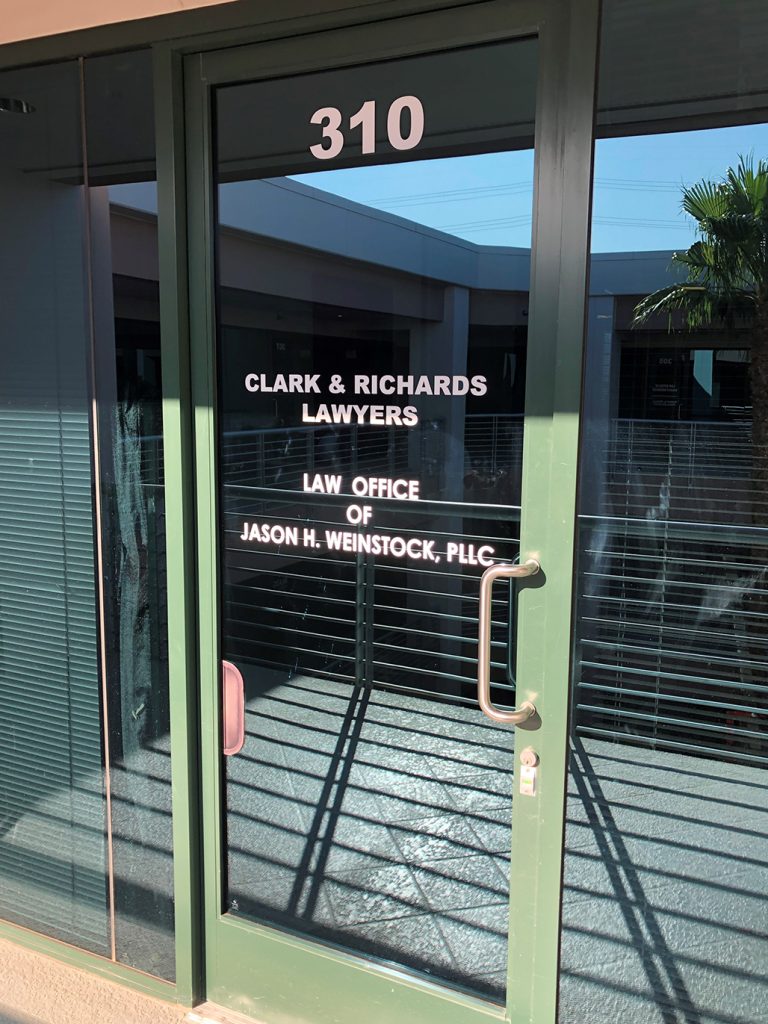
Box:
[115,182,762,770]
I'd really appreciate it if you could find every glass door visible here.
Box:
[184,4,598,1022]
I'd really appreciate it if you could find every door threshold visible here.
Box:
[187,1005,267,1024]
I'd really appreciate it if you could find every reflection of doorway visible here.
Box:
[108,314,169,760]
[183,5,586,1021]
[618,337,751,421]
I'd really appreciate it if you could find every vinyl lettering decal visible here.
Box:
[238,372,496,567]
[309,97,425,160]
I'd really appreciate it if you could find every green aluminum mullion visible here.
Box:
[153,42,203,1007]
[507,1,600,1023]
[183,49,226,1002]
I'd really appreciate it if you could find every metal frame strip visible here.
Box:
[509,2,600,1021]
[153,41,204,1008]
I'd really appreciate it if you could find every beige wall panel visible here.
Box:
[0,0,238,45]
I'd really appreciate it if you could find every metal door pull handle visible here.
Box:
[222,660,245,756]
[477,559,540,724]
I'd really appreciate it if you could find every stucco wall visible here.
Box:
[0,0,238,45]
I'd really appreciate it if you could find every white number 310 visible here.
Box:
[309,96,424,160]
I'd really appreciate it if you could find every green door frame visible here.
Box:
[0,0,598,1015]
[176,1,599,1021]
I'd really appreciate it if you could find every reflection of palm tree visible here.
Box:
[633,156,768,521]
[633,158,768,753]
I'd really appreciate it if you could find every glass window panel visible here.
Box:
[0,50,174,980]
[0,60,109,955]
[84,49,175,981]
[560,3,768,1021]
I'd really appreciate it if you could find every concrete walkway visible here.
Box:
[0,937,188,1024]
[0,937,263,1024]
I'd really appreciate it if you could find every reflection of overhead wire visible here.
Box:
[594,216,691,228]
[366,176,689,209]
[598,177,688,192]
[437,213,532,231]
[366,180,532,206]
[436,214,688,233]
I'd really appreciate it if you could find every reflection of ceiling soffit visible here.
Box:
[110,188,683,301]
[10,159,154,185]
[215,289,413,337]
[111,190,528,297]
[218,229,445,320]
[12,163,82,185]
[620,332,752,349]
[218,218,522,295]
[614,295,755,338]
[470,291,529,327]
[216,178,532,291]
[110,207,161,282]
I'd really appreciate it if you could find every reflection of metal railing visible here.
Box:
[134,432,165,486]
[603,418,764,523]
[575,517,768,766]
[219,413,524,489]
[136,412,767,762]
[222,489,521,711]
[134,414,526,491]
[577,416,768,765]
[138,416,761,509]
[213,393,525,717]
[220,423,410,487]
[463,414,524,480]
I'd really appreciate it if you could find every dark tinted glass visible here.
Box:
[0,60,109,955]
[0,50,175,979]
[84,49,175,980]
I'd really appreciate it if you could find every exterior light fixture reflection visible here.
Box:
[0,98,35,114]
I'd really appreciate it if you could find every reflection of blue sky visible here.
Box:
[293,123,768,253]
[109,123,768,256]
[292,151,536,248]
[592,124,768,252]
